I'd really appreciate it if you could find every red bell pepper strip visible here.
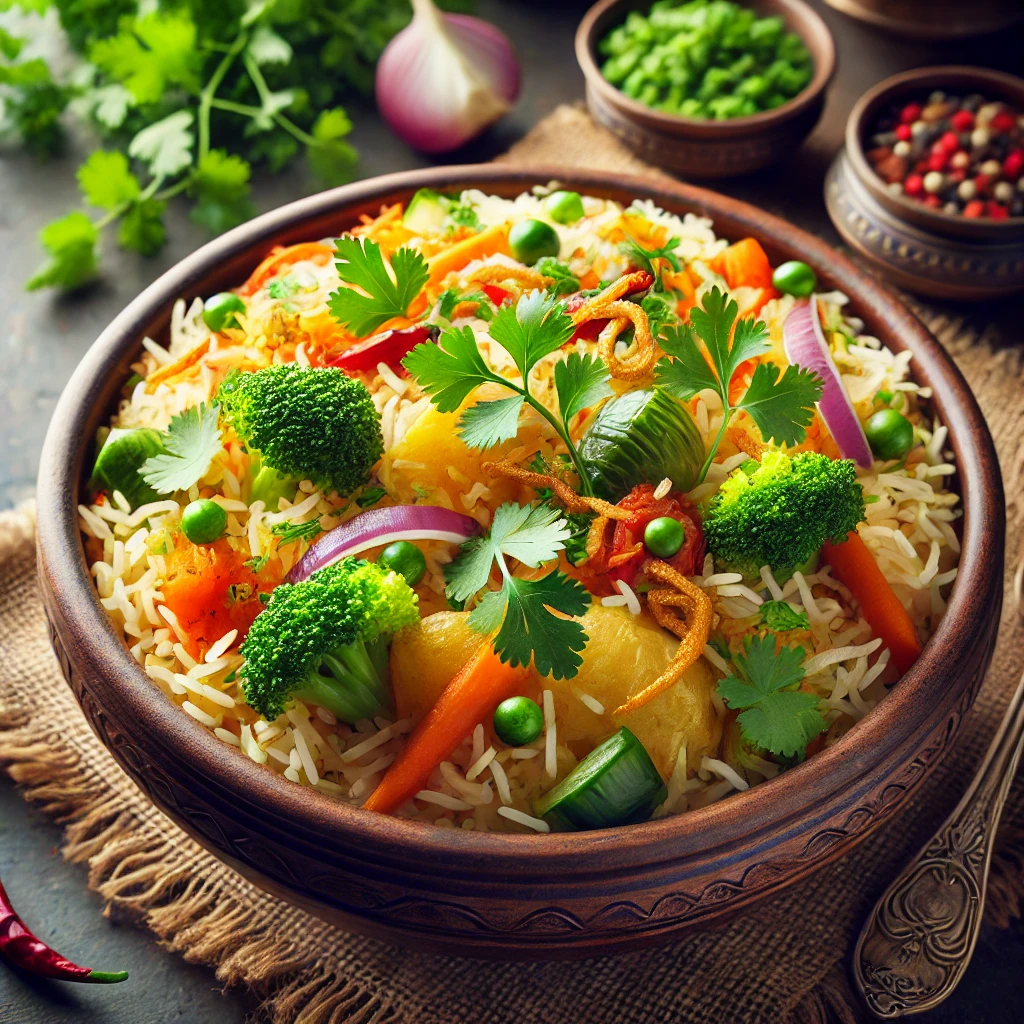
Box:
[0,877,128,984]
[563,271,654,344]
[480,284,512,307]
[330,324,438,376]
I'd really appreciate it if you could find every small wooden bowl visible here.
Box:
[821,0,1022,41]
[825,66,1024,300]
[575,0,836,178]
[37,167,1004,959]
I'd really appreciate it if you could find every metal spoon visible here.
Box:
[854,668,1024,1018]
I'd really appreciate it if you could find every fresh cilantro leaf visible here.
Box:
[328,236,429,336]
[737,362,822,447]
[271,518,323,546]
[488,291,574,383]
[656,323,719,399]
[554,351,612,425]
[307,107,356,185]
[761,601,810,632]
[77,150,139,211]
[688,287,768,389]
[355,486,387,509]
[89,10,200,105]
[87,83,134,130]
[457,395,525,450]
[403,324,499,413]
[267,275,300,300]
[118,197,167,256]
[0,26,24,59]
[247,25,292,65]
[446,502,590,679]
[0,60,69,159]
[640,291,680,341]
[140,402,223,494]
[246,87,298,134]
[535,257,579,295]
[717,633,825,758]
[128,110,194,179]
[430,288,494,324]
[619,233,681,280]
[188,149,254,234]
[26,211,98,292]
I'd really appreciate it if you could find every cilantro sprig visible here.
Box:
[328,236,430,337]
[444,502,591,679]
[656,286,822,481]
[404,291,612,496]
[140,402,223,494]
[717,634,826,759]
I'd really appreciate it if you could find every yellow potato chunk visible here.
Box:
[545,605,721,778]
[390,611,482,725]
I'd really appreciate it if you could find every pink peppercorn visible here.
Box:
[950,109,974,132]
[987,202,1009,219]
[1004,150,1024,179]
[927,152,948,172]
[974,174,991,194]
[900,103,923,125]
[963,200,985,218]
[904,174,924,197]
[895,124,912,142]
[990,111,1015,133]
[939,131,960,152]
[923,194,942,209]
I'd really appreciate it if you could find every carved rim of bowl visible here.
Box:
[36,165,1004,885]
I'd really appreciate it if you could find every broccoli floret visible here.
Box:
[240,558,419,723]
[217,364,383,504]
[703,451,865,578]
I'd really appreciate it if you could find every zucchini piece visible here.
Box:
[90,428,166,510]
[578,388,704,501]
[535,727,666,831]
[403,189,450,235]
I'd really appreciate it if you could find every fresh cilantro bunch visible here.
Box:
[140,402,223,494]
[444,502,591,679]
[3,0,470,291]
[656,286,823,481]
[403,290,613,496]
[717,633,826,759]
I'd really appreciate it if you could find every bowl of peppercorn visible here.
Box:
[825,66,1024,300]
[576,0,836,178]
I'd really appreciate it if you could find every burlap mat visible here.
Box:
[2,105,1023,1024]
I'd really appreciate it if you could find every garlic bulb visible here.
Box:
[376,0,520,154]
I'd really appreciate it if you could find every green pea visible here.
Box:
[181,498,227,545]
[509,219,560,266]
[772,260,817,297]
[644,516,685,558]
[493,696,544,747]
[865,410,915,462]
[378,541,426,587]
[202,292,246,333]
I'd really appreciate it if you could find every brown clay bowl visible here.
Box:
[821,0,1023,40]
[826,66,1024,300]
[37,166,1004,959]
[575,0,836,177]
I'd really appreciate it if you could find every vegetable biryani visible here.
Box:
[80,186,960,834]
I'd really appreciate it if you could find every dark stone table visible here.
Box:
[1,2,1022,1021]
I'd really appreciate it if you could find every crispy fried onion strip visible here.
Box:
[468,263,553,291]
[569,271,656,382]
[614,560,713,717]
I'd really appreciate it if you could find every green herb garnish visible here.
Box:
[760,601,810,632]
[444,502,590,680]
[355,486,388,509]
[271,518,324,547]
[267,275,301,300]
[535,257,580,295]
[140,402,222,494]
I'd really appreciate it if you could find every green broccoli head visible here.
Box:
[704,451,866,579]
[217,364,383,500]
[240,557,419,723]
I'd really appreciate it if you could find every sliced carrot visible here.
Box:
[241,242,335,295]
[352,202,403,238]
[426,223,511,288]
[709,238,774,291]
[146,338,211,389]
[663,268,697,320]
[363,643,529,815]
[822,532,923,675]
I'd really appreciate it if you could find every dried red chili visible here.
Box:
[0,877,128,984]
[330,323,438,376]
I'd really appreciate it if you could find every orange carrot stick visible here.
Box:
[709,237,774,291]
[241,242,335,295]
[822,532,923,675]
[426,224,510,288]
[363,643,529,815]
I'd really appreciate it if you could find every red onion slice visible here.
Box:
[287,505,481,583]
[782,298,872,468]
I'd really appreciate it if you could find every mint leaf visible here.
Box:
[128,110,194,179]
[457,395,524,450]
[26,212,98,292]
[761,601,810,632]
[140,402,223,494]
[328,236,429,336]
[737,362,822,447]
[403,325,499,413]
[717,634,825,758]
[118,198,167,256]
[554,351,612,425]
[77,150,139,211]
[487,290,574,383]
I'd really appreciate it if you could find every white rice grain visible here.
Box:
[615,579,641,616]
[497,807,550,832]
[543,689,557,779]
[803,638,883,677]
[415,790,473,811]
[701,756,749,792]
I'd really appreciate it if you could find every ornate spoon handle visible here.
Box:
[854,669,1024,1018]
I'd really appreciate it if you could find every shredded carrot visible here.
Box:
[146,338,211,390]
[426,224,511,288]
[709,238,774,291]
[822,532,923,675]
[352,202,403,237]
[613,560,713,716]
[241,242,335,295]
[663,268,697,319]
[363,643,529,815]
